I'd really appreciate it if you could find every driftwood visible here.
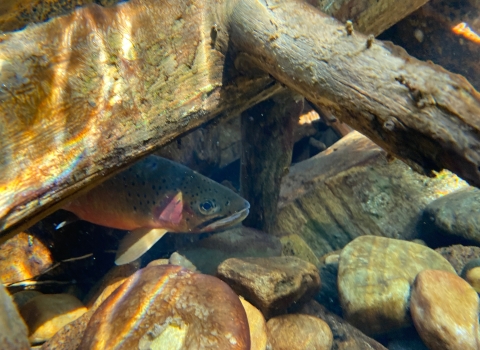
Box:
[1,0,480,242]
[240,90,303,232]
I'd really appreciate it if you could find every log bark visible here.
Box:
[240,90,304,232]
[226,0,480,185]
[1,0,480,243]
[310,0,429,36]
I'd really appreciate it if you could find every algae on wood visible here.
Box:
[1,0,480,242]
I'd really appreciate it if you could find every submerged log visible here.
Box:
[1,0,480,242]
[240,90,304,233]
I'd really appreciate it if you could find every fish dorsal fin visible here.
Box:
[115,227,168,265]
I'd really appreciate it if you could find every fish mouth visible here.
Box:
[197,207,250,232]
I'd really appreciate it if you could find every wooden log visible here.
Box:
[240,90,304,232]
[226,0,480,186]
[1,0,479,243]
[0,0,283,240]
[310,0,429,36]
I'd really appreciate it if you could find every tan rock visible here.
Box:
[411,269,480,350]
[217,256,320,318]
[20,293,87,344]
[278,233,320,267]
[79,265,250,350]
[0,232,53,284]
[240,297,268,350]
[146,258,170,267]
[169,251,197,271]
[0,282,29,349]
[12,290,43,309]
[338,235,456,335]
[267,314,333,350]
[462,259,480,292]
[300,301,387,350]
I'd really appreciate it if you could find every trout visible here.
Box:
[63,155,250,265]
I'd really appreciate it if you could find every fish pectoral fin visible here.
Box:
[114,228,168,265]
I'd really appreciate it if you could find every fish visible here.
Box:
[62,155,250,265]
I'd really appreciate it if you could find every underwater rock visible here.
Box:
[266,314,333,350]
[276,131,468,258]
[314,263,342,316]
[461,258,480,292]
[216,256,320,318]
[146,258,170,267]
[169,252,197,271]
[423,188,480,244]
[277,233,320,267]
[410,269,480,350]
[20,293,87,344]
[435,245,480,274]
[12,290,43,309]
[0,232,53,285]
[179,226,282,275]
[80,265,250,350]
[83,261,140,309]
[239,297,268,350]
[0,282,30,350]
[299,301,387,350]
[338,235,455,335]
[41,267,133,350]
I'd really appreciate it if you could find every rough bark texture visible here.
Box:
[310,0,429,36]
[227,0,480,185]
[1,0,480,242]
[0,0,282,240]
[275,131,468,258]
[240,90,304,232]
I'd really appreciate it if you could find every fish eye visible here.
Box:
[199,199,216,214]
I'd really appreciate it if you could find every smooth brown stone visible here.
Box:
[41,271,131,350]
[80,265,250,350]
[0,232,53,285]
[411,269,480,350]
[217,256,320,318]
[299,301,387,350]
[0,282,30,350]
[20,294,87,344]
[267,314,333,350]
[83,262,140,309]
[338,235,456,335]
[239,297,268,350]
[435,245,480,275]
[12,290,43,310]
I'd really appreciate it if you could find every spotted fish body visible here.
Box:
[63,156,250,264]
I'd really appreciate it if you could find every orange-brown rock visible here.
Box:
[20,293,87,344]
[411,269,480,350]
[0,282,30,350]
[239,297,268,350]
[216,256,320,318]
[0,232,53,285]
[300,301,387,350]
[41,270,133,350]
[83,262,139,309]
[266,314,333,350]
[338,235,455,335]
[80,265,250,350]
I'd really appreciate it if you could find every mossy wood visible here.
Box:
[1,0,479,241]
